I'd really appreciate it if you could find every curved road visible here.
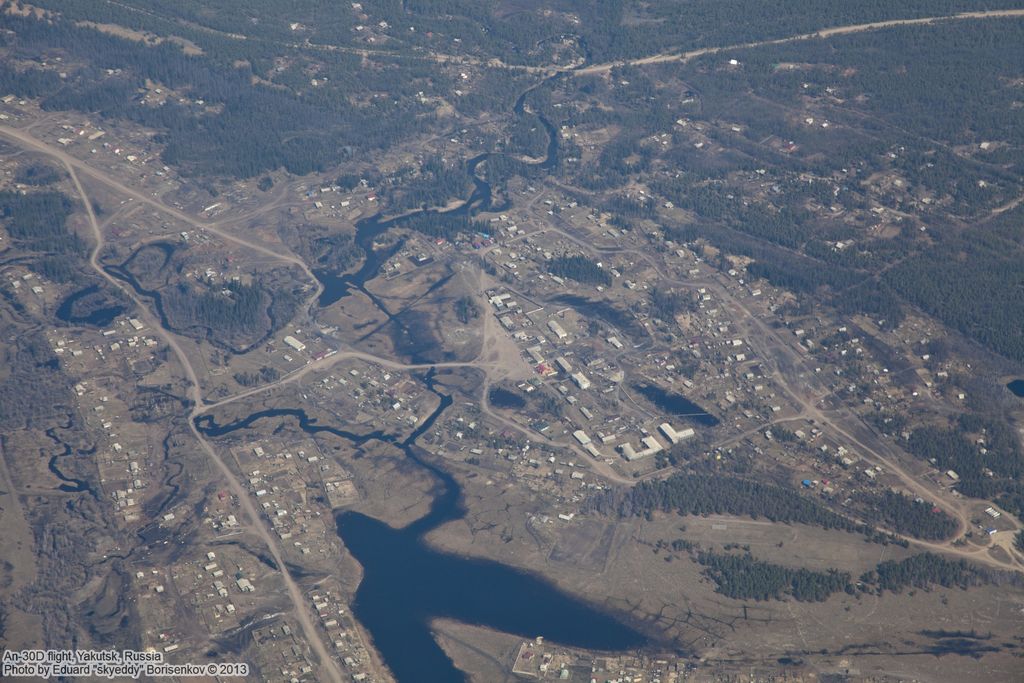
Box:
[529,221,1023,572]
[2,126,347,683]
[3,5,1021,626]
[110,6,1024,78]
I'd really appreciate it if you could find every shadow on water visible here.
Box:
[196,74,647,681]
[194,371,649,682]
[56,284,126,327]
[633,384,720,427]
[487,387,526,409]
[1007,379,1024,398]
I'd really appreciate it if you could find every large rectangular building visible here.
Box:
[283,335,306,352]
[570,372,591,390]
[547,320,568,340]
[572,430,592,446]
[659,423,695,444]
[619,435,665,461]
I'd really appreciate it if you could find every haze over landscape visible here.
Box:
[0,2,1023,682]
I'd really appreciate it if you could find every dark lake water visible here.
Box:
[337,513,646,682]
[195,371,648,682]
[56,284,125,327]
[552,294,644,341]
[634,384,720,427]
[1007,379,1024,398]
[487,386,526,409]
[193,76,646,681]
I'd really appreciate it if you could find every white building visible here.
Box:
[547,320,568,339]
[570,372,591,390]
[572,429,591,446]
[619,435,665,461]
[283,335,306,352]
[659,423,695,444]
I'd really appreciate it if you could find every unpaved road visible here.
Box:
[109,4,1024,78]
[532,218,1023,572]
[572,9,1024,75]
[2,121,636,672]
[293,7,1024,77]
[5,1,1022,586]
[0,125,317,283]
[2,126,348,683]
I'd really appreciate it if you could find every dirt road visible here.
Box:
[531,217,1023,572]
[2,127,347,683]
[572,9,1024,75]
[1,120,638,674]
[112,5,1024,80]
[0,125,318,285]
[287,7,1024,78]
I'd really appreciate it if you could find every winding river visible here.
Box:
[316,76,560,309]
[196,371,647,682]
[197,74,650,681]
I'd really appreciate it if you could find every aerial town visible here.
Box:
[1,3,1023,683]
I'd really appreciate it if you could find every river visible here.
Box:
[195,370,648,682]
[104,241,285,355]
[316,77,560,310]
[44,426,95,495]
[197,74,648,680]
[316,151,495,309]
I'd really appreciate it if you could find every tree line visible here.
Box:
[906,414,1024,518]
[860,553,1007,594]
[547,255,612,286]
[696,551,851,602]
[854,491,958,541]
[585,472,860,533]
[668,547,1005,603]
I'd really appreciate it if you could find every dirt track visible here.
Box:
[0,125,348,683]
[571,9,1024,75]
